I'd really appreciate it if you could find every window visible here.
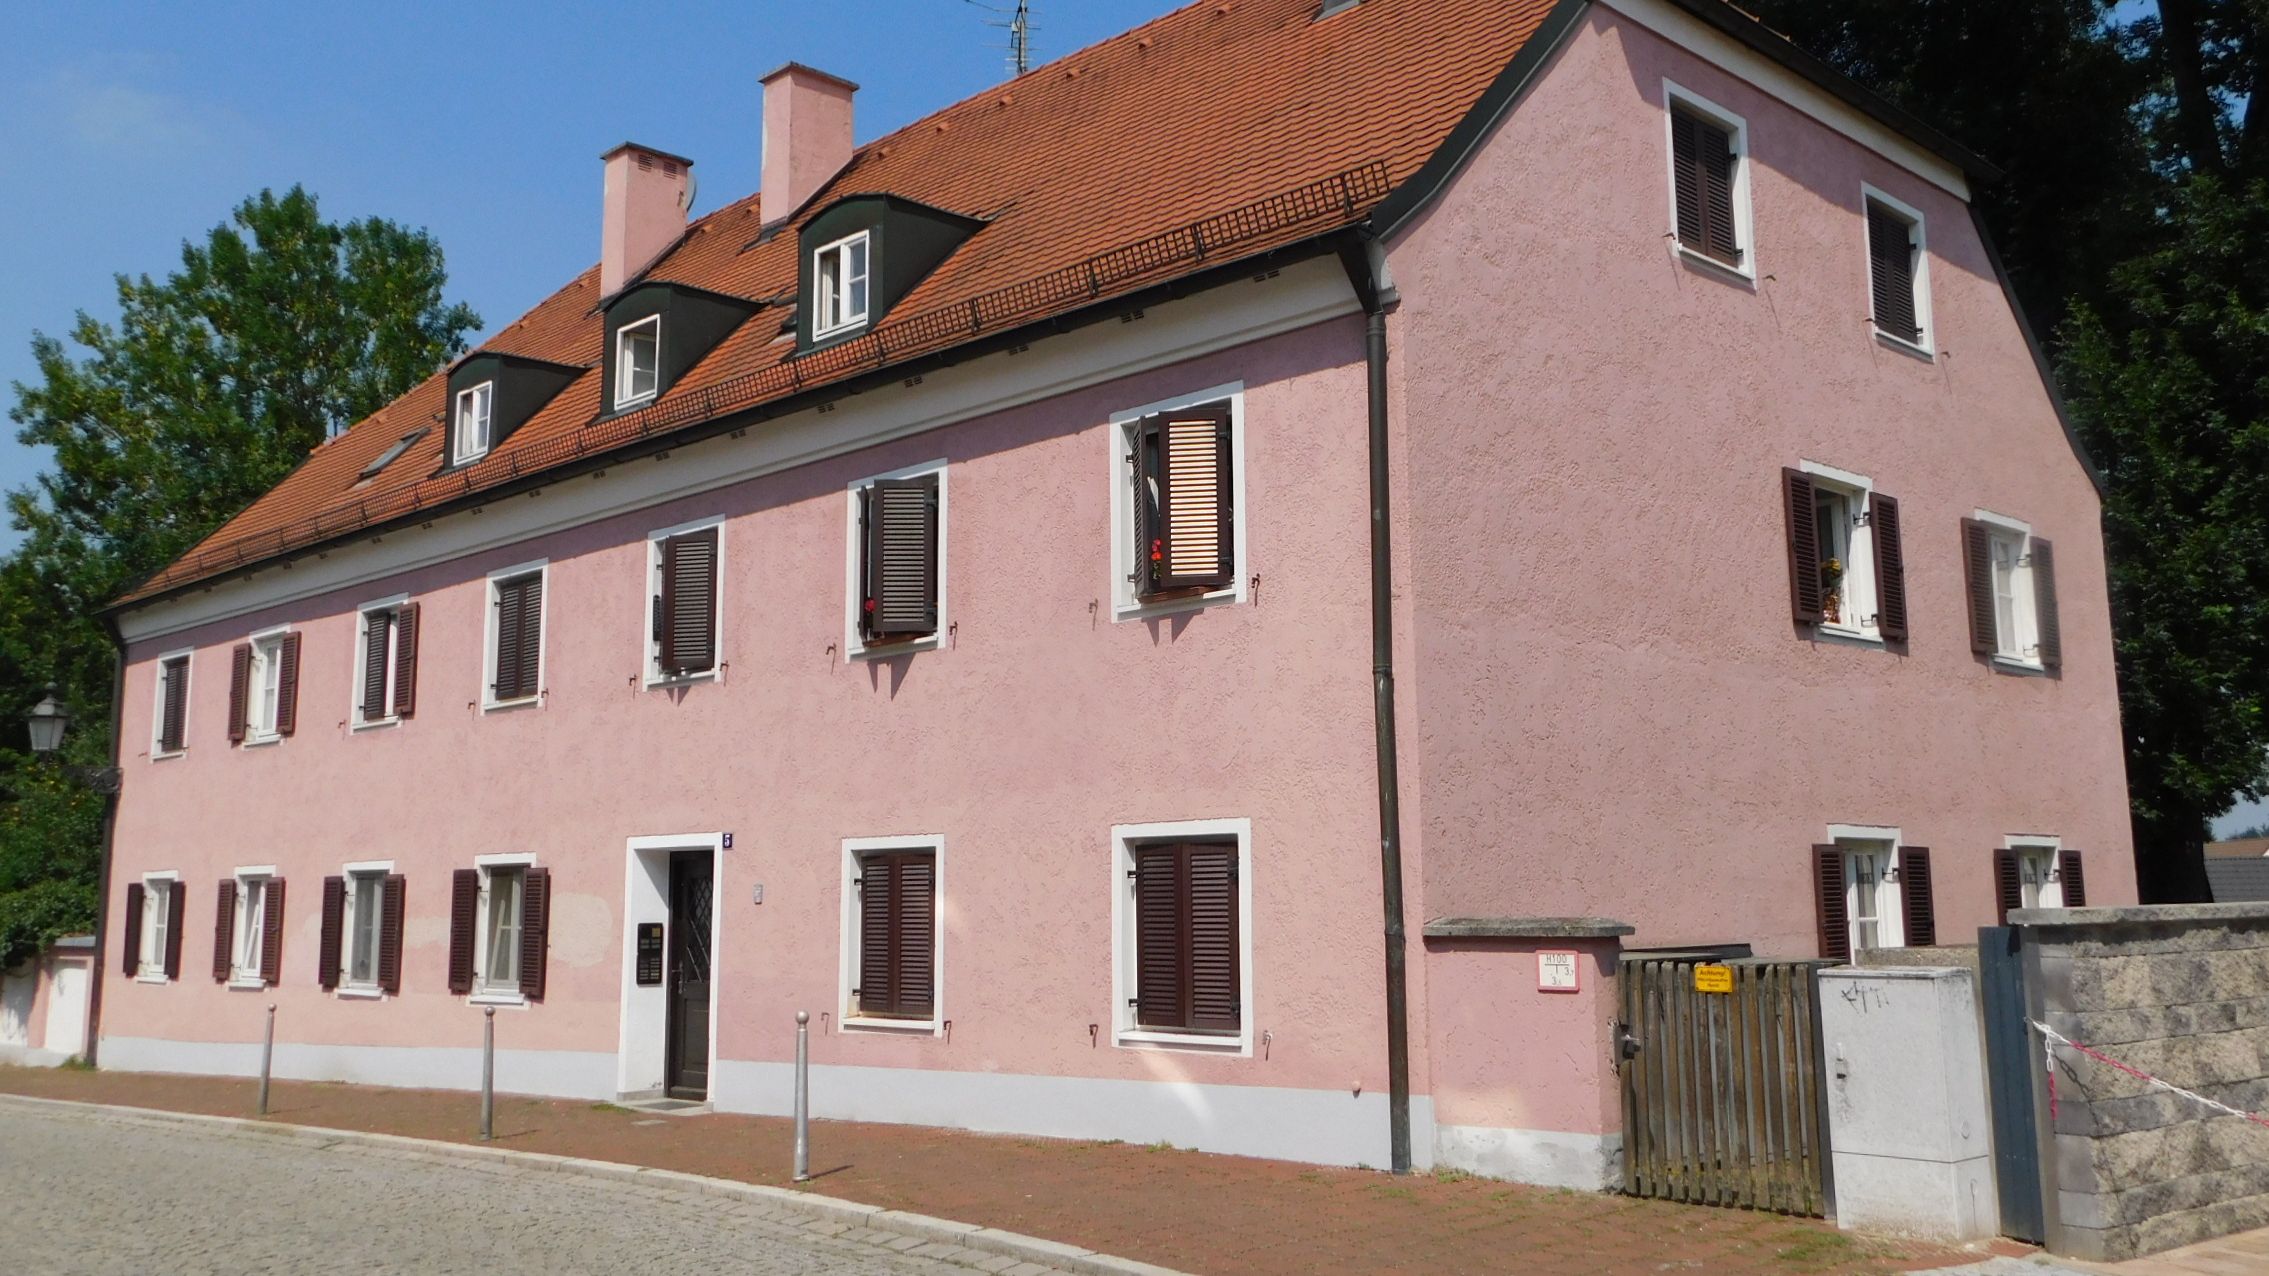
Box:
[614,316,661,409]
[813,231,870,338]
[1665,84,1748,271]
[483,866,523,994]
[358,428,429,483]
[1997,842,2086,920]
[132,875,179,981]
[1813,833,1935,962]
[1781,465,1907,642]
[2016,846,2059,910]
[227,872,278,986]
[229,630,300,745]
[485,563,546,707]
[355,599,419,726]
[846,463,945,656]
[451,860,546,1001]
[1110,386,1247,619]
[454,382,494,464]
[321,866,403,995]
[152,652,191,756]
[1112,819,1252,1052]
[1863,188,1931,352]
[841,838,942,1029]
[648,520,722,682]
[1962,514,2061,670]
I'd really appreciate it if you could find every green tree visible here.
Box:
[0,186,477,966]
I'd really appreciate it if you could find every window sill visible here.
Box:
[227,977,268,992]
[1815,623,1885,648]
[241,733,283,749]
[612,393,658,414]
[150,749,186,763]
[643,668,721,690]
[1991,654,2051,677]
[351,716,401,733]
[336,986,387,1001]
[841,1016,942,1036]
[135,972,170,985]
[811,321,870,346]
[1873,330,1935,362]
[469,991,528,1008]
[1673,244,1755,287]
[1116,585,1239,624]
[481,695,543,714]
[848,632,943,661]
[1115,1028,1247,1054]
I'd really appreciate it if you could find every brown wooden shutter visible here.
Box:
[122,883,145,976]
[1699,118,1739,264]
[493,574,542,700]
[1814,845,1850,963]
[1961,518,1996,655]
[159,657,189,752]
[1150,409,1234,592]
[1867,201,1921,341]
[260,878,286,985]
[519,867,551,1000]
[378,874,405,994]
[2059,850,2087,907]
[1783,469,1824,625]
[164,882,186,980]
[227,643,251,744]
[447,869,478,994]
[1186,842,1241,1033]
[659,528,720,674]
[2030,537,2062,670]
[274,633,302,736]
[856,855,896,1016]
[361,611,392,720]
[1898,847,1937,947]
[515,576,544,697]
[1671,109,1703,255]
[1994,849,2023,925]
[894,853,937,1019]
[1132,845,1185,1029]
[212,879,236,982]
[392,602,420,718]
[1871,493,1909,641]
[319,875,346,990]
[861,480,940,640]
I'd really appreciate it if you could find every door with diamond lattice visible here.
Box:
[666,853,713,1099]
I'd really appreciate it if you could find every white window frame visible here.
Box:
[1109,817,1255,1055]
[1107,382,1249,622]
[453,381,494,465]
[812,230,872,340]
[842,459,949,660]
[351,594,408,729]
[1861,184,1933,357]
[243,626,291,746]
[1799,461,1886,645]
[1974,509,2043,671]
[338,859,395,998]
[137,871,179,983]
[2007,835,2066,911]
[837,834,947,1036]
[1662,81,1755,281]
[614,315,662,410]
[482,559,549,712]
[1828,824,1905,954]
[643,515,728,687]
[471,853,536,1006]
[150,648,193,760]
[230,866,277,988]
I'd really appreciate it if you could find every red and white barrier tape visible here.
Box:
[2030,1018,2269,1131]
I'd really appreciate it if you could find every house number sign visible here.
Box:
[1537,951,1579,993]
[636,923,665,986]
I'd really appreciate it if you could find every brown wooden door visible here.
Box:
[664,853,713,1100]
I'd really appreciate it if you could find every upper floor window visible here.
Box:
[1665,84,1748,272]
[1863,188,1931,353]
[152,651,191,757]
[1111,387,1247,620]
[615,315,661,409]
[355,599,420,726]
[848,463,945,657]
[228,629,300,745]
[1780,464,1907,643]
[453,382,494,465]
[648,520,722,683]
[813,231,871,339]
[1961,513,2061,671]
[485,563,546,709]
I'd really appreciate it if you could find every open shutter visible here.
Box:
[275,633,302,736]
[1961,518,1996,655]
[227,643,251,744]
[212,879,236,982]
[493,578,525,700]
[378,875,406,994]
[1994,849,2023,925]
[447,869,478,995]
[894,853,937,1019]
[2059,850,2088,907]
[1871,493,1909,641]
[392,602,420,718]
[516,576,544,698]
[2031,538,2062,670]
[519,867,550,1000]
[164,882,186,980]
[1783,469,1824,625]
[1699,118,1739,264]
[1187,843,1241,1033]
[319,876,346,990]
[159,658,188,752]
[659,528,720,674]
[1133,845,1186,1029]
[1867,201,1920,341]
[361,612,392,720]
[1814,845,1849,963]
[1151,408,1234,592]
[260,879,286,985]
[856,856,895,1015]
[122,883,145,976]
[862,479,940,639]
[1671,110,1703,255]
[1899,847,1937,947]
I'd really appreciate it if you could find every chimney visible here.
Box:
[761,63,858,225]
[601,142,694,297]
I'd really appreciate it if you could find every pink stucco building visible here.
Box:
[93,0,2131,1189]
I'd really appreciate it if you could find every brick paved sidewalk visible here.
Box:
[0,1066,2024,1275]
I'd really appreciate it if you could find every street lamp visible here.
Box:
[25,689,69,755]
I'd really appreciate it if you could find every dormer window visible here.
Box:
[813,231,871,339]
[615,315,661,409]
[453,383,493,465]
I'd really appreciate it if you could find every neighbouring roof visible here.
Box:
[2206,837,2269,859]
[2208,858,2269,904]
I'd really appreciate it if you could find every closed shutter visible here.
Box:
[1783,469,1824,625]
[260,879,286,985]
[212,879,237,982]
[378,875,406,994]
[319,876,346,990]
[227,643,251,744]
[275,633,302,736]
[658,528,720,674]
[1961,518,1996,655]
[361,611,393,720]
[1187,842,1241,1032]
[1671,110,1702,254]
[1871,493,1909,641]
[1814,845,1850,963]
[861,480,940,640]
[1671,109,1739,266]
[122,883,145,976]
[392,602,420,718]
[1867,201,1921,341]
[493,574,543,700]
[1899,847,1937,947]
[2059,850,2088,907]
[1141,408,1234,594]
[447,869,478,995]
[2031,538,2062,670]
[1132,845,1185,1029]
[1994,849,2023,925]
[856,857,895,1015]
[159,658,188,752]
[519,867,551,1001]
[893,853,937,1019]
[164,882,186,980]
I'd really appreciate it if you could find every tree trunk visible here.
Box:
[2132,810,2214,904]
[2158,0,2230,176]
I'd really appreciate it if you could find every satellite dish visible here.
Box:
[679,171,699,216]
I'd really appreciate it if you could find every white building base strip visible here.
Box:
[98,1036,617,1100]
[0,1044,76,1068]
[1432,1124,1622,1190]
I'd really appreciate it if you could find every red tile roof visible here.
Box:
[122,0,1569,606]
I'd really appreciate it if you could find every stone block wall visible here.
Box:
[2019,902,2269,1260]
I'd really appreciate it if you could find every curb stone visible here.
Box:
[0,1092,1194,1276]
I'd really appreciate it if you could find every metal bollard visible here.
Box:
[480,1006,496,1142]
[257,1004,276,1116]
[792,1010,811,1182]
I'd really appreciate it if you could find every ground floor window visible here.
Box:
[845,841,939,1026]
[1113,819,1251,1052]
[451,860,548,1001]
[232,874,270,984]
[1814,832,1935,962]
[134,876,178,980]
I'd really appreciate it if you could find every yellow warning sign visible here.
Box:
[1693,964,1734,994]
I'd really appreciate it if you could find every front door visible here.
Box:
[664,853,712,1100]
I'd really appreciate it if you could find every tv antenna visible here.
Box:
[964,0,1035,76]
